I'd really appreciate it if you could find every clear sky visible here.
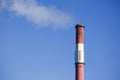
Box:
[0,0,120,80]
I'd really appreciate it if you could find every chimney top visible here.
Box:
[75,24,85,28]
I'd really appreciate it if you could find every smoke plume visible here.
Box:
[0,0,73,28]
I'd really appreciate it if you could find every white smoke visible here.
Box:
[0,0,73,28]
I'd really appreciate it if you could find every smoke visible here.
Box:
[0,0,73,28]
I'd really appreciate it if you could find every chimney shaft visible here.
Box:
[75,24,85,80]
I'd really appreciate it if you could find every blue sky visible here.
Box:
[0,0,120,80]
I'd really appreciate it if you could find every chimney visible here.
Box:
[75,24,85,80]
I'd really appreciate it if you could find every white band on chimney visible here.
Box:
[75,43,84,63]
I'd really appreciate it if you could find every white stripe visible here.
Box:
[75,43,84,63]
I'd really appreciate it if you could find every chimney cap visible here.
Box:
[75,24,85,28]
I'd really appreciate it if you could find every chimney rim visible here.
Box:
[75,24,85,28]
